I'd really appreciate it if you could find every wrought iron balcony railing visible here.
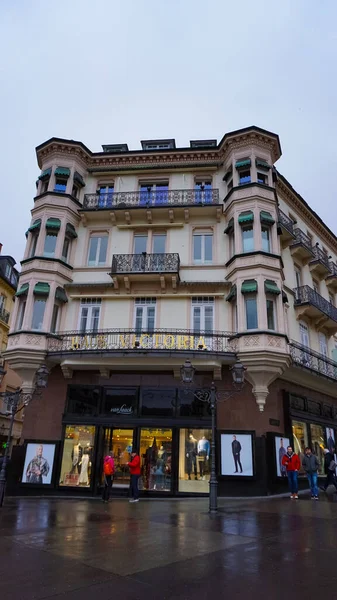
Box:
[328,262,337,277]
[291,228,313,253]
[111,253,180,275]
[83,188,220,210]
[0,307,10,324]
[277,209,294,235]
[289,340,337,382]
[311,245,331,270]
[294,285,337,323]
[47,328,237,355]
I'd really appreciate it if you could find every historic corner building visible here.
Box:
[0,247,22,451]
[5,125,337,497]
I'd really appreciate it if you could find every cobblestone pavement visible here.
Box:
[1,494,337,599]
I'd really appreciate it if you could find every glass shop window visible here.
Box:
[309,423,325,475]
[102,388,139,415]
[141,388,176,417]
[178,428,212,493]
[59,425,96,487]
[139,428,172,492]
[66,386,100,416]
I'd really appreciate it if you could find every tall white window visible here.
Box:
[319,332,328,357]
[299,321,309,347]
[193,233,213,264]
[79,298,101,332]
[152,233,166,254]
[134,234,148,254]
[191,297,214,333]
[242,226,254,253]
[261,226,271,253]
[31,299,46,330]
[295,266,302,289]
[0,295,5,311]
[16,300,26,330]
[245,296,258,329]
[43,232,57,258]
[88,235,108,266]
[134,298,156,333]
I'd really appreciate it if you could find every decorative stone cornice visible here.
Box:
[36,126,281,172]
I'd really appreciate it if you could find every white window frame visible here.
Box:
[261,225,271,253]
[266,296,276,331]
[193,232,213,264]
[87,235,108,267]
[245,295,258,330]
[16,299,26,330]
[134,298,156,333]
[241,225,254,253]
[78,298,102,332]
[191,297,215,332]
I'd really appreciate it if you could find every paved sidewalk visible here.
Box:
[1,494,337,599]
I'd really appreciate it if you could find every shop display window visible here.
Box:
[66,386,100,416]
[291,420,308,475]
[140,428,172,492]
[102,428,134,487]
[310,423,325,475]
[140,388,176,417]
[178,428,212,493]
[59,425,96,487]
[102,388,138,415]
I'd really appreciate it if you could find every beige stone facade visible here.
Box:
[5,126,337,495]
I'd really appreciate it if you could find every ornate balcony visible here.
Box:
[326,262,337,291]
[290,228,314,263]
[0,307,10,325]
[289,340,337,382]
[83,189,220,210]
[277,209,295,247]
[47,328,238,357]
[110,253,180,291]
[294,285,337,334]
[309,245,331,278]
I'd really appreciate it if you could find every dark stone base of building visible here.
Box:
[7,367,337,498]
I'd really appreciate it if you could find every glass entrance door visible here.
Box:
[102,428,135,488]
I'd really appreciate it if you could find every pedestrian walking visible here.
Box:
[281,445,300,499]
[102,451,115,503]
[128,449,141,503]
[302,447,319,499]
[321,448,337,492]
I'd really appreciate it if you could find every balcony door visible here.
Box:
[134,298,156,335]
[319,333,328,374]
[151,233,167,271]
[139,183,168,206]
[79,299,101,333]
[299,321,310,366]
[133,235,148,271]
[192,298,214,349]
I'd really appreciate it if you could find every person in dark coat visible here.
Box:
[232,435,242,473]
[302,447,319,499]
[322,448,336,491]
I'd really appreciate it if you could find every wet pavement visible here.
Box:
[1,493,337,599]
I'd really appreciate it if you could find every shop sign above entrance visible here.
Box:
[110,404,133,415]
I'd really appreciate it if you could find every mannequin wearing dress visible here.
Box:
[78,450,90,485]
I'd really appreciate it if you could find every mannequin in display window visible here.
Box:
[78,448,91,486]
[71,443,82,474]
[186,433,198,480]
[197,435,210,480]
[144,438,158,490]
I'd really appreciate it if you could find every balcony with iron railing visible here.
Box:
[289,340,337,383]
[326,261,337,291]
[290,228,314,262]
[309,245,331,278]
[0,307,10,325]
[277,209,295,247]
[111,253,180,275]
[46,328,238,359]
[294,285,337,333]
[82,188,220,210]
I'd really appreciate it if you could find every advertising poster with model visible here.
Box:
[22,443,56,485]
[220,433,254,476]
[274,436,290,477]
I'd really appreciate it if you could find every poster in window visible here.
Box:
[22,443,56,485]
[326,427,335,454]
[274,436,290,477]
[220,433,254,477]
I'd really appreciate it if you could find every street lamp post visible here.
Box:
[0,364,49,507]
[180,360,246,514]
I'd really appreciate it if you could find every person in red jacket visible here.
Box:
[128,449,141,503]
[281,445,301,499]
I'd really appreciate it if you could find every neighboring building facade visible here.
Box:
[0,249,21,451]
[5,126,337,495]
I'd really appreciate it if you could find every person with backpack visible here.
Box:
[281,445,301,499]
[321,448,337,492]
[102,451,115,503]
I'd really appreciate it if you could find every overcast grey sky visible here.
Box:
[1,0,337,265]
